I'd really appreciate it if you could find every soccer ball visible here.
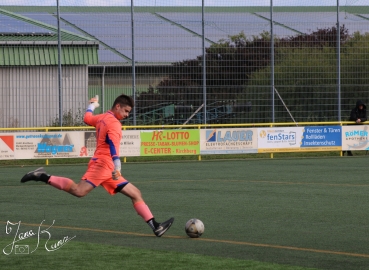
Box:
[185,218,204,238]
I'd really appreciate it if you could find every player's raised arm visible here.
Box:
[84,95,100,126]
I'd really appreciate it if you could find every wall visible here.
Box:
[0,65,88,128]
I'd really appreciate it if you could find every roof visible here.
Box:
[0,46,98,66]
[0,8,99,43]
[0,6,368,65]
[2,6,369,13]
[0,8,99,65]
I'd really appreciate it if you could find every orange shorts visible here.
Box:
[81,158,129,195]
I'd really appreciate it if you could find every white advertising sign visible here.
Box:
[121,130,141,156]
[257,127,304,152]
[0,135,15,160]
[200,128,258,154]
[341,125,369,151]
[14,132,85,159]
[6,130,142,159]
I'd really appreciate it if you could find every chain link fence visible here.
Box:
[0,1,368,127]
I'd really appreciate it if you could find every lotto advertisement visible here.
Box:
[200,128,257,154]
[140,130,200,156]
[341,125,369,151]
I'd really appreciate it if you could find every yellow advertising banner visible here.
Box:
[140,130,200,156]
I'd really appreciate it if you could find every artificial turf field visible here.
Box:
[1,157,368,270]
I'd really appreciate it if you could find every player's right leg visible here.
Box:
[20,167,93,197]
[118,182,174,237]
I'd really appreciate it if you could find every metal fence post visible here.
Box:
[56,0,63,126]
[337,0,341,121]
[131,0,136,125]
[202,0,207,124]
[270,0,275,123]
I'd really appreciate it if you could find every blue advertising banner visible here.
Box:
[301,126,342,150]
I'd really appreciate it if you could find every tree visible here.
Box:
[135,32,272,123]
[245,29,369,122]
[135,25,356,124]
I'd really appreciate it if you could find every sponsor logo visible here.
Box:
[206,129,253,142]
[37,143,74,155]
[260,130,296,145]
[35,133,75,155]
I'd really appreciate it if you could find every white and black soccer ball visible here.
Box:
[185,218,204,238]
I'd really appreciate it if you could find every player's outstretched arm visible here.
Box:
[84,95,100,126]
[88,95,100,111]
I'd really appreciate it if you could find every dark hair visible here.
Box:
[112,94,134,109]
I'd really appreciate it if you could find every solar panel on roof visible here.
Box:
[18,12,85,35]
[0,13,52,34]
[358,13,369,20]
[16,12,129,63]
[8,10,367,64]
[157,12,296,42]
[98,47,129,64]
[59,12,210,62]
[256,12,369,34]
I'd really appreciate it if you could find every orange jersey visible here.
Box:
[84,110,122,162]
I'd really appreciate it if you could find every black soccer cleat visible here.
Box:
[20,167,48,183]
[154,217,174,237]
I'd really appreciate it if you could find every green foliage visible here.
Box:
[245,29,369,122]
[48,108,85,127]
[341,32,369,84]
[136,31,273,124]
[134,25,367,124]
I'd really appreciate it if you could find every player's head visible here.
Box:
[111,94,134,120]
[112,94,134,109]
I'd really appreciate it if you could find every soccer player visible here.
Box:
[21,94,174,237]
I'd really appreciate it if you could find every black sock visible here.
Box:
[40,173,51,183]
[147,218,160,230]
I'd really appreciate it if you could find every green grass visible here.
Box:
[0,239,317,270]
[1,157,369,269]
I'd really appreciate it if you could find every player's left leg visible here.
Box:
[117,182,174,237]
[20,167,93,197]
[21,167,73,191]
